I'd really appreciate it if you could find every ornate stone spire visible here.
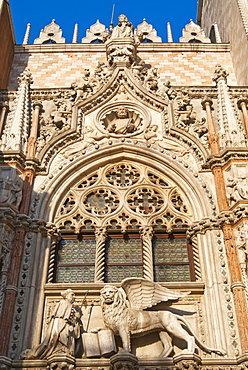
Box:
[213,64,246,148]
[1,68,33,152]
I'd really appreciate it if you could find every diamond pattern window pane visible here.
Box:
[105,236,143,282]
[56,238,96,283]
[153,235,191,282]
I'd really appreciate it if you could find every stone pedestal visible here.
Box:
[173,352,201,370]
[110,350,139,370]
[105,38,137,68]
[46,354,75,370]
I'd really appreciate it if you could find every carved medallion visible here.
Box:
[96,102,150,138]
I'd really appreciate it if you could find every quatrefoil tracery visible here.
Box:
[55,162,192,231]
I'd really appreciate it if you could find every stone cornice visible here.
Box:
[203,149,248,170]
[187,206,248,238]
[13,42,231,54]
[0,212,56,235]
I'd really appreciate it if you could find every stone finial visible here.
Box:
[167,22,173,42]
[212,64,228,84]
[213,23,222,43]
[17,68,33,85]
[72,24,78,43]
[23,23,31,45]
[34,19,65,44]
[136,19,162,42]
[82,20,107,43]
[179,19,211,43]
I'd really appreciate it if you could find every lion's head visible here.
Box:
[100,285,118,305]
[100,285,128,331]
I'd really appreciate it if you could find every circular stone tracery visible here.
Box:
[127,187,164,215]
[105,163,140,187]
[82,188,120,216]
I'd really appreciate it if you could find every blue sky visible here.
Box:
[9,0,198,44]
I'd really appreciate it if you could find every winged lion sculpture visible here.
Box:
[100,278,226,357]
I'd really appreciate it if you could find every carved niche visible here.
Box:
[96,103,150,138]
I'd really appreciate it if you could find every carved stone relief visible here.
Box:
[70,63,112,104]
[224,165,248,207]
[98,105,145,137]
[0,168,22,209]
[36,97,73,152]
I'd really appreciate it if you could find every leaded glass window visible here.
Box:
[105,234,143,282]
[55,235,96,283]
[153,233,195,282]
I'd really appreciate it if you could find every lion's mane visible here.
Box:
[100,285,129,333]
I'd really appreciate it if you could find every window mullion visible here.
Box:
[140,226,154,281]
[94,227,107,283]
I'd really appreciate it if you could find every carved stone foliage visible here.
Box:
[131,62,170,97]
[175,90,196,130]
[36,96,73,152]
[55,161,192,233]
[70,63,112,104]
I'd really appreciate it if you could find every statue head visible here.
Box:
[118,14,128,24]
[61,289,75,303]
[116,106,128,119]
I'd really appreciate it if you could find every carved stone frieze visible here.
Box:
[187,206,248,239]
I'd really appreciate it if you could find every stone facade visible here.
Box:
[197,0,248,85]
[1,7,248,370]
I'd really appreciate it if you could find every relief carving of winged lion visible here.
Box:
[100,278,226,357]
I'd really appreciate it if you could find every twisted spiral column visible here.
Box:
[47,237,58,283]
[140,226,154,281]
[94,227,107,283]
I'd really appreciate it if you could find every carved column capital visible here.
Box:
[0,102,9,111]
[237,97,248,109]
[32,100,43,110]
[201,96,213,110]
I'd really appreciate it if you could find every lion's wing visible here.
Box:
[121,278,190,310]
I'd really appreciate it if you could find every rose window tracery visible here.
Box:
[52,162,195,284]
[127,187,164,215]
[55,162,191,229]
[106,164,140,187]
[83,188,120,216]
